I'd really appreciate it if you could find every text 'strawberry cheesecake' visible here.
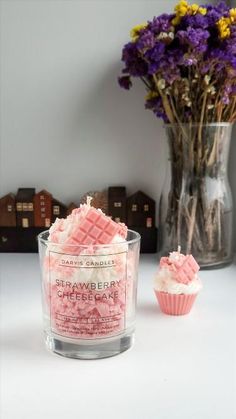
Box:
[42,198,137,340]
[154,248,202,315]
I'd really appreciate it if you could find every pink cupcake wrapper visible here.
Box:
[154,291,198,316]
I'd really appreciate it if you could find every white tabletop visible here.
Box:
[0,253,236,419]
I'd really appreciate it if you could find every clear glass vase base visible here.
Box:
[160,124,233,268]
[45,332,134,360]
[197,255,233,269]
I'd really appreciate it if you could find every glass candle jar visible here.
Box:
[38,230,140,359]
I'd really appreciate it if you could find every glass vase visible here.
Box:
[159,123,233,268]
[38,230,140,359]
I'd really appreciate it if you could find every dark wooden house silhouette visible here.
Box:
[34,190,52,227]
[81,191,108,214]
[16,188,35,227]
[108,187,126,223]
[52,198,67,222]
[0,193,16,226]
[67,202,77,215]
[127,191,155,228]
[0,186,158,253]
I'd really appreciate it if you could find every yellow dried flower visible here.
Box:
[130,23,148,41]
[217,17,231,39]
[199,7,207,15]
[230,8,236,24]
[172,15,182,26]
[145,91,158,101]
[175,0,189,16]
[174,1,188,19]
[189,4,207,15]
[172,0,188,25]
[172,1,207,26]
[191,4,199,14]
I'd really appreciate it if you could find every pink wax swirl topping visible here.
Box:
[44,197,131,339]
[160,247,200,285]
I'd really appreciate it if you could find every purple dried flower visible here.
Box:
[205,4,226,25]
[181,13,209,29]
[145,94,168,121]
[229,57,236,70]
[200,62,211,74]
[145,95,160,110]
[214,1,229,14]
[148,14,174,34]
[118,76,132,90]
[181,54,198,66]
[222,84,232,105]
[145,42,166,61]
[148,62,160,75]
[232,85,236,95]
[137,31,155,52]
[145,42,166,74]
[121,42,148,77]
[151,49,182,83]
[118,2,236,123]
[177,27,210,48]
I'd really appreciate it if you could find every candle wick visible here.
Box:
[87,196,93,207]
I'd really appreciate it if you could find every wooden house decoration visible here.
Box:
[0,186,158,253]
[80,191,108,214]
[0,188,75,253]
[127,191,155,228]
[51,198,67,222]
[16,188,35,228]
[67,202,77,215]
[0,193,16,226]
[0,225,45,253]
[126,190,157,253]
[108,187,126,223]
[34,190,52,227]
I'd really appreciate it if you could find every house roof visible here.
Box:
[16,188,35,201]
[0,193,15,202]
[127,190,155,203]
[108,187,126,197]
[35,189,52,197]
[52,198,67,209]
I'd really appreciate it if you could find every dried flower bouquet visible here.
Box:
[118,1,236,265]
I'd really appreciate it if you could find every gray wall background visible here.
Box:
[0,0,235,248]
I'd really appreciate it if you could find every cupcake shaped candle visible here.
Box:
[154,247,202,315]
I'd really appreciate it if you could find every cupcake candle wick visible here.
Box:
[86,195,93,207]
[169,245,181,262]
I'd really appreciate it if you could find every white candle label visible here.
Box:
[48,250,128,339]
